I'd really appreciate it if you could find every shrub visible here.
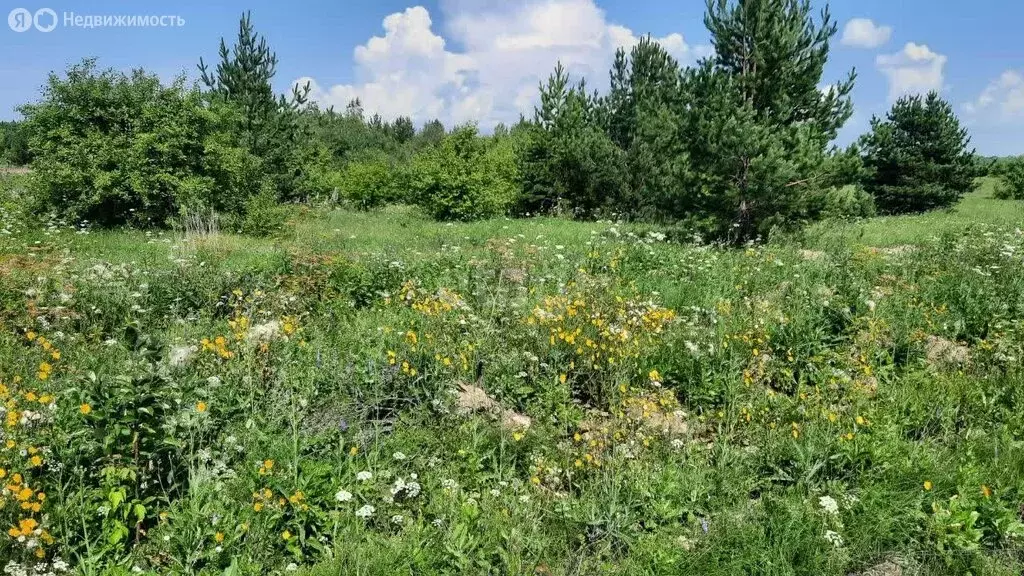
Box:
[234,186,293,237]
[21,59,261,227]
[338,152,403,209]
[409,125,520,221]
[860,91,975,214]
[993,156,1024,200]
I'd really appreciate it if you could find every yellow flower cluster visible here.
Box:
[25,331,61,362]
[201,336,234,359]
[228,314,251,340]
[528,287,676,371]
[397,280,468,317]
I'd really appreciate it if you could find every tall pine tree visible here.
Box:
[199,11,312,198]
[687,0,856,240]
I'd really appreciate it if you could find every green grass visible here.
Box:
[1,185,1024,575]
[806,177,1024,247]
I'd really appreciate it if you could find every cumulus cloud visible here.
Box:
[294,0,702,130]
[876,42,947,101]
[840,18,892,49]
[963,70,1024,120]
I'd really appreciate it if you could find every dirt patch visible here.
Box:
[455,382,531,431]
[925,335,969,368]
[851,556,917,576]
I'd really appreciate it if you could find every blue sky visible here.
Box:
[1,0,1022,154]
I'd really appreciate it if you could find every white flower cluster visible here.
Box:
[391,475,421,499]
[3,558,69,576]
[818,495,839,515]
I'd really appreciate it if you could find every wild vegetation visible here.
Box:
[3,169,1024,574]
[2,0,1024,574]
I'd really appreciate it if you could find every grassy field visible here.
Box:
[2,174,1024,575]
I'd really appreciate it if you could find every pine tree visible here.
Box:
[597,37,689,218]
[418,119,446,147]
[391,116,415,144]
[860,91,975,213]
[704,0,854,139]
[686,0,855,240]
[199,12,312,199]
[520,62,627,215]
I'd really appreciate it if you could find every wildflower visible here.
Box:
[981,484,992,498]
[214,532,224,543]
[855,415,865,426]
[392,451,407,461]
[356,471,373,482]
[923,480,933,491]
[285,564,298,572]
[818,495,839,515]
[196,401,208,413]
[335,489,353,502]
[355,505,375,518]
[263,459,275,473]
[349,445,358,456]
[512,432,525,442]
[281,530,291,540]
[391,514,404,525]
[824,529,844,548]
[80,403,92,415]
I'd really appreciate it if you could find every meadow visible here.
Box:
[1,173,1023,575]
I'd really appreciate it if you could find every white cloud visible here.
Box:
[963,70,1024,120]
[876,42,947,101]
[294,1,702,130]
[840,18,892,49]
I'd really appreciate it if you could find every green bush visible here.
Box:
[21,59,261,227]
[993,156,1024,200]
[235,186,293,237]
[811,185,877,220]
[409,125,520,221]
[338,152,403,209]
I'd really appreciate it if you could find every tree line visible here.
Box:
[1,2,1014,240]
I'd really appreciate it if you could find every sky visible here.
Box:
[1,0,1022,155]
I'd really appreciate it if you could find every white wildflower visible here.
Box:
[818,495,839,515]
[335,489,353,502]
[355,505,375,518]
